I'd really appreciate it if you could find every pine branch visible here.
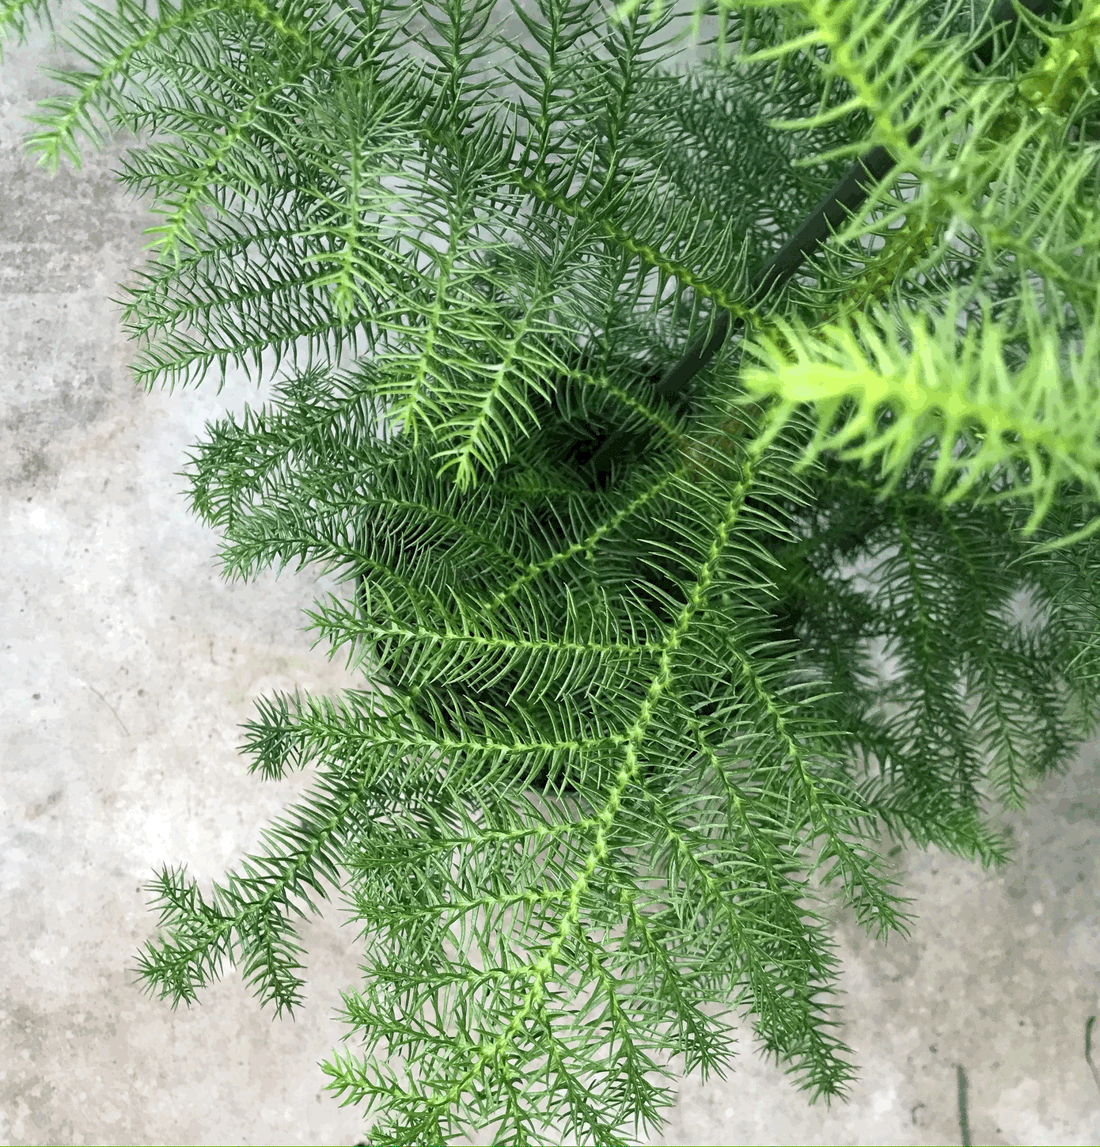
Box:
[9,0,1100,1142]
[585,0,1059,482]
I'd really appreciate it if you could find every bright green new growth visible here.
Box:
[7,0,1100,1142]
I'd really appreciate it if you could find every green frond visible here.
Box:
[0,0,54,62]
[15,0,1097,1140]
[738,275,1100,548]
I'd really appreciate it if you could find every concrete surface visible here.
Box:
[2,1,1099,1144]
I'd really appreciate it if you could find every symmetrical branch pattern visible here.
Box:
[7,0,1100,1143]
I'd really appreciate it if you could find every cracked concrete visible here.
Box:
[2,2,1100,1144]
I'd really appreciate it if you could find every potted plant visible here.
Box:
[8,0,1099,1141]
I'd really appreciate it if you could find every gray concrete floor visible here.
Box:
[3,1,1100,1144]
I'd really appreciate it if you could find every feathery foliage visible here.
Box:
[7,0,1100,1142]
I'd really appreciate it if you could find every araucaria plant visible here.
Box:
[8,0,1100,1141]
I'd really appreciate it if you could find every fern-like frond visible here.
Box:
[10,0,1097,1141]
